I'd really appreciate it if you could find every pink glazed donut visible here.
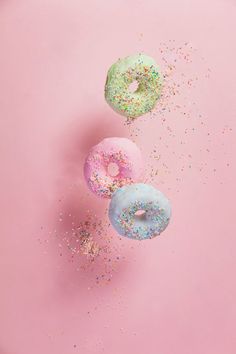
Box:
[84,137,144,198]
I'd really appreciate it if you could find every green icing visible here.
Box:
[105,53,162,119]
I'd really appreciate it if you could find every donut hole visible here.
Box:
[128,80,139,93]
[107,162,120,177]
[135,210,146,219]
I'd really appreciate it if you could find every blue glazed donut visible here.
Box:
[108,183,171,240]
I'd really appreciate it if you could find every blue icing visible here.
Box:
[108,183,171,240]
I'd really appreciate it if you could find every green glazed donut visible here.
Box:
[105,53,162,119]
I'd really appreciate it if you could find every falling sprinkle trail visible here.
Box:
[49,205,134,286]
[125,41,233,192]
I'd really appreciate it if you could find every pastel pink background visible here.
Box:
[0,1,236,353]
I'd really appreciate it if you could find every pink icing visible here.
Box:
[84,137,144,198]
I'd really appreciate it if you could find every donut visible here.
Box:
[105,53,162,120]
[84,137,144,198]
[108,183,171,240]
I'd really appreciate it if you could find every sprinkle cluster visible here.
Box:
[115,199,170,240]
[105,53,162,120]
[86,149,133,198]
